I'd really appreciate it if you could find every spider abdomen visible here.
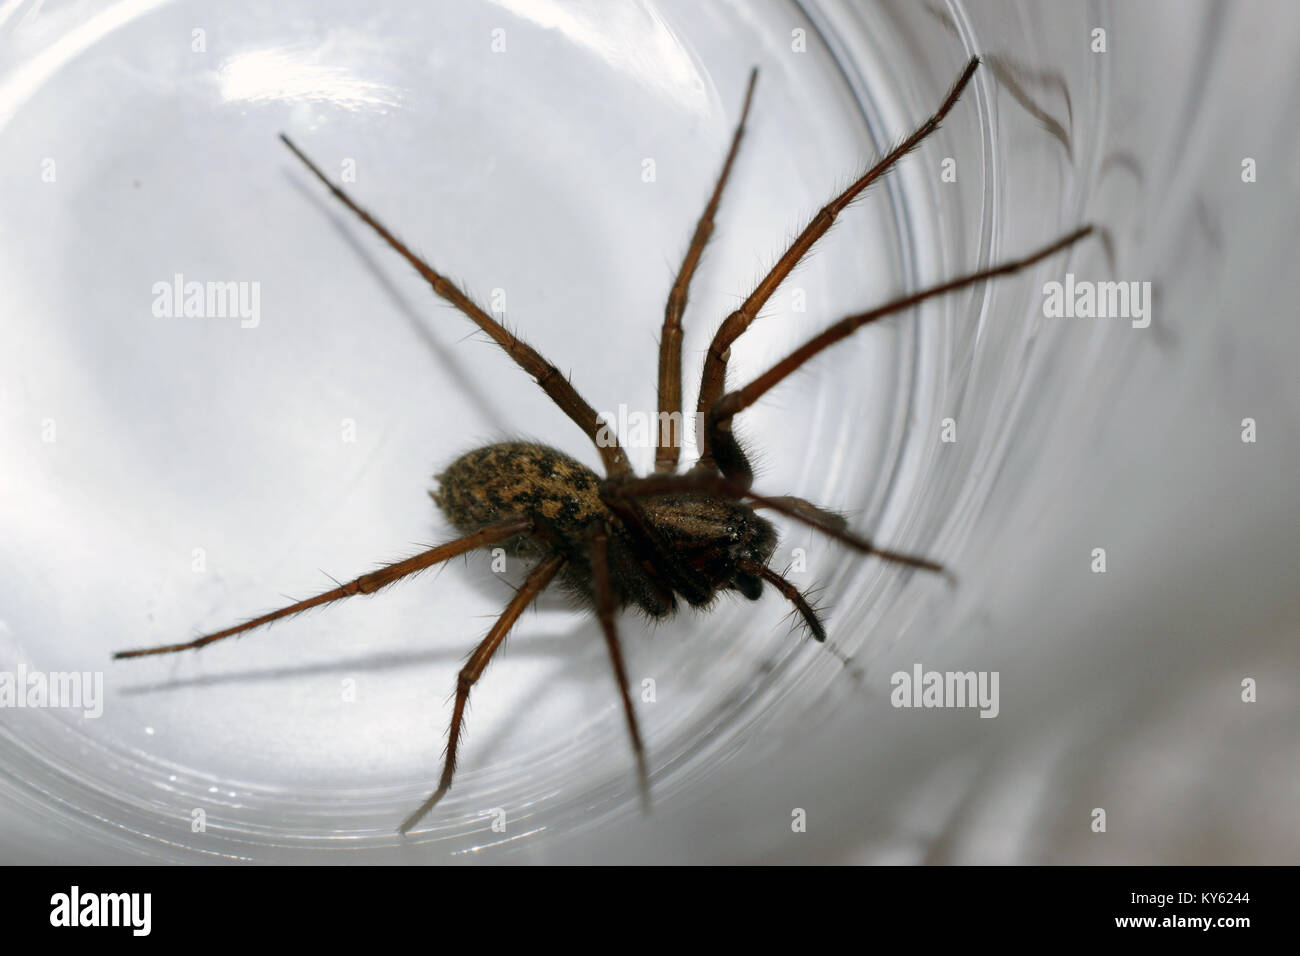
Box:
[432,441,651,606]
[434,441,605,541]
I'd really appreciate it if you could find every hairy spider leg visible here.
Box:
[705,225,1096,462]
[400,553,564,834]
[589,524,651,809]
[278,134,633,479]
[601,473,945,575]
[694,55,982,481]
[736,559,826,642]
[598,489,717,606]
[751,495,848,533]
[114,518,533,659]
[656,67,759,474]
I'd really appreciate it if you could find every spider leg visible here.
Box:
[589,525,651,809]
[399,553,564,835]
[704,225,1096,469]
[737,560,825,641]
[113,518,533,659]
[278,134,632,478]
[751,496,848,533]
[695,55,982,477]
[599,490,715,606]
[656,67,759,474]
[603,472,947,576]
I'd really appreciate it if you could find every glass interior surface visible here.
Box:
[2,0,1296,864]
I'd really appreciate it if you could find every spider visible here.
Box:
[115,56,1092,834]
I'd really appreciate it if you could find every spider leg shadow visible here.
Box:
[113,631,583,696]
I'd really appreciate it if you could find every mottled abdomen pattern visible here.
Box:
[435,442,605,538]
[433,442,653,610]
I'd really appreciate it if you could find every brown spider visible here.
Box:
[115,56,1092,834]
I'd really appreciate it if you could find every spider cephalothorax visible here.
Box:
[116,56,1093,834]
